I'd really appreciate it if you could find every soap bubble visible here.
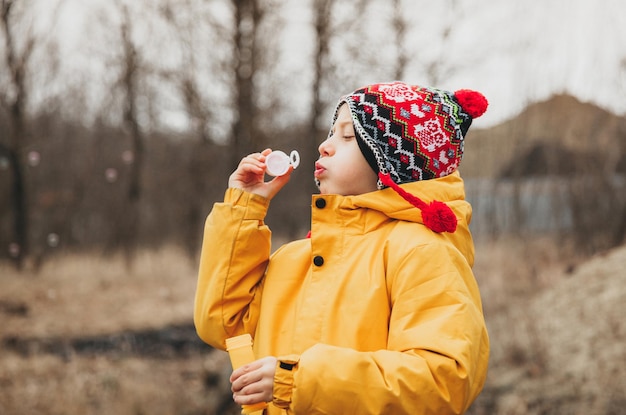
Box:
[105,168,118,183]
[27,151,41,167]
[8,243,20,258]
[47,233,60,248]
[121,150,134,164]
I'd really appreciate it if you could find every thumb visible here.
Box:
[265,167,294,199]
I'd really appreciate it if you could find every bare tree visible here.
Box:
[1,0,36,269]
[118,5,143,203]
[87,1,151,263]
[422,0,459,86]
[306,0,372,181]
[230,0,264,168]
[116,2,147,264]
[156,0,230,258]
[156,0,223,144]
[231,0,276,168]
[304,0,333,193]
[391,0,408,80]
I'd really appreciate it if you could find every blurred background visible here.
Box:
[1,0,625,414]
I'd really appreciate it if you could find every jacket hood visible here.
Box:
[339,171,474,264]
[353,171,469,222]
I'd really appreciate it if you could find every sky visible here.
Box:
[27,0,626,129]
[284,0,626,128]
[456,0,626,126]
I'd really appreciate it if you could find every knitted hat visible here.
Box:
[333,81,488,233]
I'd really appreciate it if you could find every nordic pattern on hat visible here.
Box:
[335,81,480,187]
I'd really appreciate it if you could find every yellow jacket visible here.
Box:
[194,171,489,415]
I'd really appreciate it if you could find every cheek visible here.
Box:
[343,161,378,193]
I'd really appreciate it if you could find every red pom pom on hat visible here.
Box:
[454,89,488,119]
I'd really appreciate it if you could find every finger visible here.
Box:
[233,383,272,405]
[264,166,294,198]
[240,149,269,173]
[231,369,264,393]
[230,361,263,386]
[234,391,270,406]
[238,155,266,171]
[238,161,265,176]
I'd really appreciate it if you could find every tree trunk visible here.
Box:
[231,0,261,168]
[118,4,143,266]
[2,0,33,269]
[307,0,333,193]
[7,145,27,269]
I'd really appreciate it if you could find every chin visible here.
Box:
[316,182,329,195]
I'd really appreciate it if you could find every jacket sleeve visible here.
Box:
[193,188,271,350]
[287,240,489,415]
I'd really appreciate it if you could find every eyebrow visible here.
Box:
[336,119,353,128]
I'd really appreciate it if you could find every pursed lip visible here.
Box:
[314,162,326,178]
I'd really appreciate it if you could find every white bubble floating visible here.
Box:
[121,150,134,164]
[47,233,60,248]
[105,168,118,183]
[27,151,41,167]
[265,150,300,177]
[8,243,20,258]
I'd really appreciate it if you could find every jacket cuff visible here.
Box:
[273,355,300,409]
[224,188,270,220]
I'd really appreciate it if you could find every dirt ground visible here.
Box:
[1,240,624,414]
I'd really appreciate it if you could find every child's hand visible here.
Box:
[230,356,277,406]
[228,149,294,200]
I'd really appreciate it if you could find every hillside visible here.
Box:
[461,94,626,178]
[470,242,626,414]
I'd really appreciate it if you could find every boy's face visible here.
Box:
[315,104,379,196]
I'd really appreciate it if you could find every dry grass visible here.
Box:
[0,353,217,415]
[470,238,626,415]
[0,246,239,415]
[472,234,581,315]
[0,246,198,339]
[1,240,624,415]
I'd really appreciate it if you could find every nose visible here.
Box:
[318,136,333,157]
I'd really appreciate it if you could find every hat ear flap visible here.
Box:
[378,172,458,233]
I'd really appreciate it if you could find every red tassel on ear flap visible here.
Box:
[379,172,457,233]
[421,200,458,233]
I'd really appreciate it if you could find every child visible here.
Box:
[194,81,490,414]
